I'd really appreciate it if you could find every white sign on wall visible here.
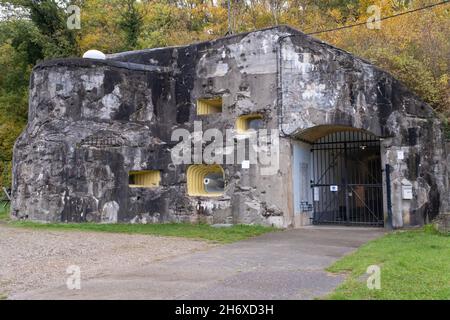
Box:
[313,187,320,201]
[402,185,413,200]
[397,150,404,160]
[330,185,338,192]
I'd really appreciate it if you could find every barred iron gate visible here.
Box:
[311,131,384,226]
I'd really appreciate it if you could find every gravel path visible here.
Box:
[0,225,214,297]
[9,226,384,300]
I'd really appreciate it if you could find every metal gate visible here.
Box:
[311,130,384,226]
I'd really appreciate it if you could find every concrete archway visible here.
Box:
[291,125,385,227]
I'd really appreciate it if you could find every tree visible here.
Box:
[118,0,145,50]
[1,0,80,58]
[0,0,81,188]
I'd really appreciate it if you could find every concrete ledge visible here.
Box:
[34,58,169,73]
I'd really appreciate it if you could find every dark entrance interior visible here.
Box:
[310,130,384,226]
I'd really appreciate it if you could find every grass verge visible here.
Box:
[9,220,276,244]
[0,204,9,222]
[326,227,450,300]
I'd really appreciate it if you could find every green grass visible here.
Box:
[326,227,450,300]
[10,220,276,244]
[0,204,10,222]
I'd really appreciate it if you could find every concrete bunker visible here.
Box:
[10,26,448,228]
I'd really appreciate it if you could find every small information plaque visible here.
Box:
[402,185,413,200]
[330,185,338,192]
[313,187,320,201]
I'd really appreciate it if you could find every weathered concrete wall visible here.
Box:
[108,28,295,227]
[12,25,448,228]
[12,29,292,226]
[280,32,448,226]
[12,59,180,222]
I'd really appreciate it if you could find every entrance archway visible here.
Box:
[294,126,384,227]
